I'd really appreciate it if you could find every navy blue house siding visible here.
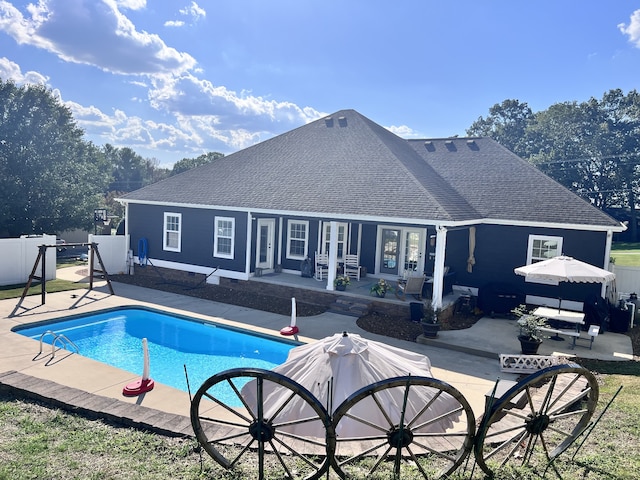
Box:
[128,204,248,272]
[451,224,608,302]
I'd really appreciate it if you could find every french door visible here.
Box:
[378,227,425,276]
[256,218,275,270]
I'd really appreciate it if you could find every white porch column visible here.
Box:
[327,221,339,291]
[431,226,448,309]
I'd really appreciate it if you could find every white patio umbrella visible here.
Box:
[515,255,615,319]
[241,332,460,439]
[514,255,615,284]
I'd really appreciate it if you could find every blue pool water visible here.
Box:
[14,307,297,400]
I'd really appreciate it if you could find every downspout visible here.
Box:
[277,217,283,267]
[123,202,129,237]
[431,226,448,309]
[123,201,131,275]
[246,213,253,278]
[603,229,613,299]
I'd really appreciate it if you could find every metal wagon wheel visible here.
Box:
[330,376,476,479]
[474,364,599,477]
[190,368,334,480]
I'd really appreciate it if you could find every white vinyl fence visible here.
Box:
[0,234,129,287]
[0,235,57,286]
[88,234,130,276]
[612,265,640,297]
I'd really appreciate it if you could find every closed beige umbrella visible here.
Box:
[467,226,476,273]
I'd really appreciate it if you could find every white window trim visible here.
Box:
[163,212,182,252]
[286,220,309,260]
[526,234,563,264]
[321,221,348,260]
[525,234,563,284]
[214,216,235,259]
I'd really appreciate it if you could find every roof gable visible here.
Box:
[123,110,477,222]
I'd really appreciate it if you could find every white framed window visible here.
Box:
[321,222,348,260]
[214,216,235,259]
[163,212,181,252]
[527,235,563,264]
[287,220,308,260]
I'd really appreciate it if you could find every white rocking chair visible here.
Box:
[343,254,361,281]
[314,252,329,281]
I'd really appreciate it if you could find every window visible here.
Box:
[527,235,562,264]
[163,212,181,252]
[322,222,347,260]
[214,216,235,259]
[287,220,308,259]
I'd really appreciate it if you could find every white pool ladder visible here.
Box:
[38,330,79,359]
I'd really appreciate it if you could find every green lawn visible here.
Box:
[1,371,639,479]
[611,242,640,266]
[0,279,87,300]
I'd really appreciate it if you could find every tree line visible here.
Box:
[2,78,639,239]
[467,90,640,240]
[0,79,223,238]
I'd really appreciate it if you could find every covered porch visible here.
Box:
[247,269,461,312]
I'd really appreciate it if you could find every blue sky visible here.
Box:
[1,1,640,167]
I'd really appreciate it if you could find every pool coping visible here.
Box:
[0,370,194,438]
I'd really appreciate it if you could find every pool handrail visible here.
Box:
[38,330,79,358]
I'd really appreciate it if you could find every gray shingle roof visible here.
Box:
[121,109,620,229]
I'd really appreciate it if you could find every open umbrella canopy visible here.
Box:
[240,332,460,438]
[514,256,615,284]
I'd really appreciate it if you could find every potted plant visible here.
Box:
[512,304,548,354]
[420,302,441,338]
[370,279,392,298]
[334,275,350,291]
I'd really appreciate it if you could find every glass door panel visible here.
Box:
[256,219,275,269]
[403,230,422,274]
[380,228,400,275]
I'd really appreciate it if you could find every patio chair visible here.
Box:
[587,325,600,349]
[395,274,427,301]
[343,254,361,281]
[314,252,329,281]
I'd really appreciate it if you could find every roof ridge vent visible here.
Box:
[338,116,347,127]
[324,117,334,127]
[444,139,456,151]
[466,139,479,150]
[424,140,435,152]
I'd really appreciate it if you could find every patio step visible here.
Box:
[328,296,372,317]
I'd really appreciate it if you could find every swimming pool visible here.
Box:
[13,307,298,401]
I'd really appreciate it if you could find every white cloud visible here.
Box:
[164,20,184,28]
[0,1,326,164]
[147,74,325,132]
[618,9,640,47]
[165,2,204,28]
[387,124,422,138]
[0,57,49,85]
[179,1,205,21]
[0,0,197,76]
[116,0,146,10]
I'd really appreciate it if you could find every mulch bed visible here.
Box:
[111,271,483,343]
[111,268,639,358]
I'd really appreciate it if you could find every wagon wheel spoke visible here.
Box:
[190,368,333,480]
[331,376,475,479]
[475,364,599,477]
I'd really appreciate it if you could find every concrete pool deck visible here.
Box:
[0,268,633,438]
